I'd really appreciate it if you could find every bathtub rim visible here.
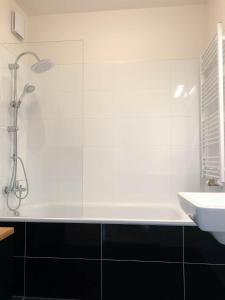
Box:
[0,215,195,225]
[0,202,195,225]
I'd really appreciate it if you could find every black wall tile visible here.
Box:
[0,222,25,256]
[24,298,52,300]
[24,298,53,300]
[0,237,13,300]
[103,260,184,300]
[184,227,225,264]
[24,298,51,300]
[103,225,183,262]
[12,257,24,297]
[185,264,225,300]
[26,222,101,259]
[26,258,100,300]
[8,222,225,300]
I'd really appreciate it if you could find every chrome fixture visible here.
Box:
[31,58,53,73]
[4,51,54,212]
[17,83,36,107]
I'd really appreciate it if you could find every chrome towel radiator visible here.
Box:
[201,23,225,185]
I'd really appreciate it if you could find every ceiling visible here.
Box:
[16,0,207,16]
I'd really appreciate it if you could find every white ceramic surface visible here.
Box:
[178,192,225,244]
[0,202,193,225]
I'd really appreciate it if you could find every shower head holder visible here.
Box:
[8,63,19,70]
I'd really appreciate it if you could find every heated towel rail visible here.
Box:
[200,23,225,185]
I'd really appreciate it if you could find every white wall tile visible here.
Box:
[0,46,200,211]
[171,91,199,118]
[84,63,115,91]
[84,118,114,147]
[114,118,151,147]
[83,59,200,206]
[114,61,171,91]
[114,90,171,117]
[83,147,114,203]
[84,90,115,117]
[171,146,200,204]
[171,116,199,147]
[151,117,171,145]
[113,146,152,203]
[171,60,199,93]
[150,146,172,175]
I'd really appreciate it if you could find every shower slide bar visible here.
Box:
[200,23,225,185]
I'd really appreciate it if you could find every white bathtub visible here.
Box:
[0,203,194,225]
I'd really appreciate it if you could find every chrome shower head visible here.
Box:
[31,59,54,73]
[24,83,35,94]
[17,83,36,107]
[11,52,54,74]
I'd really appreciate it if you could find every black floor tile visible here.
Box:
[185,263,225,300]
[184,227,225,264]
[26,223,101,259]
[26,258,100,299]
[103,225,183,262]
[103,260,184,300]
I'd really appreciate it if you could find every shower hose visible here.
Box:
[6,155,29,212]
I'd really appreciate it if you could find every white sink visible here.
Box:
[178,192,225,244]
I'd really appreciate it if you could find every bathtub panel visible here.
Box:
[12,257,24,297]
[1,221,225,299]
[25,258,100,299]
[0,236,13,300]
[103,260,183,300]
[0,222,25,256]
[184,227,225,264]
[26,222,101,259]
[102,225,183,262]
[185,264,225,300]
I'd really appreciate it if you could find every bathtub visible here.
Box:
[0,202,194,225]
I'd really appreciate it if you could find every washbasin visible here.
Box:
[178,192,225,244]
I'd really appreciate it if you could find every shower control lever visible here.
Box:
[3,182,26,195]
[15,181,26,193]
[3,186,10,195]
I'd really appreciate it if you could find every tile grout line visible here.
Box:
[101,224,103,300]
[17,255,185,264]
[184,262,225,266]
[182,226,186,300]
[23,256,101,261]
[13,254,225,266]
[21,297,77,300]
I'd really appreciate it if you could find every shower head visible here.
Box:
[11,52,54,74]
[9,51,53,108]
[23,83,35,94]
[17,83,35,107]
[31,59,54,73]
